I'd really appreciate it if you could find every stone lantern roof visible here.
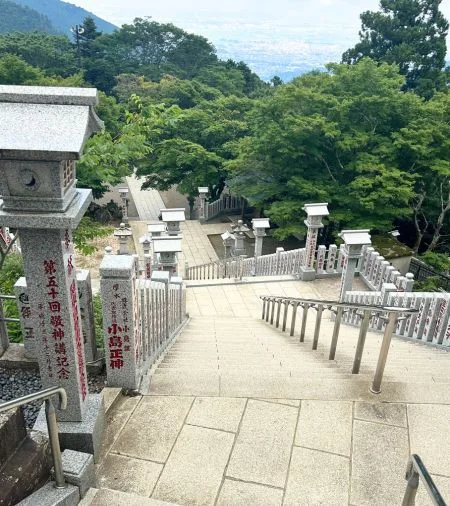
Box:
[0,85,103,161]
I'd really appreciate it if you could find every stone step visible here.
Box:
[2,431,52,505]
[79,487,178,506]
[0,407,27,466]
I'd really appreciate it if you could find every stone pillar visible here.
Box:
[151,271,170,342]
[114,223,133,255]
[198,187,209,222]
[221,231,234,259]
[251,218,270,258]
[100,254,141,390]
[14,277,35,359]
[338,230,372,302]
[20,228,88,421]
[76,269,97,364]
[300,203,329,281]
[232,220,249,257]
[118,188,129,225]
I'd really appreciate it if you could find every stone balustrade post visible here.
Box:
[100,254,141,390]
[252,218,270,258]
[300,203,329,281]
[338,230,372,302]
[198,187,208,222]
[76,269,98,363]
[151,271,170,341]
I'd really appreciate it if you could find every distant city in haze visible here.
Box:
[72,0,450,81]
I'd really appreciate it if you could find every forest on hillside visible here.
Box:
[0,0,449,269]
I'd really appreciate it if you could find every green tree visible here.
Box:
[342,0,449,97]
[79,16,101,59]
[227,59,419,239]
[0,31,77,77]
[0,0,56,34]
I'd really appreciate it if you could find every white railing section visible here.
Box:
[205,194,246,221]
[357,245,414,291]
[343,286,450,347]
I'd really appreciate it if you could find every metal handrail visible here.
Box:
[402,455,447,505]
[260,295,417,394]
[0,387,68,489]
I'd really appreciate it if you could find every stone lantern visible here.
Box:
[117,187,129,224]
[252,218,270,257]
[338,229,372,301]
[153,236,182,274]
[148,223,167,265]
[161,208,186,236]
[114,222,133,255]
[0,85,105,455]
[139,234,152,279]
[221,230,235,259]
[198,187,209,221]
[232,220,249,257]
[300,203,329,281]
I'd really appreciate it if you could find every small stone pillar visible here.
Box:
[14,277,35,359]
[170,276,183,327]
[76,269,97,363]
[100,254,141,390]
[221,231,234,259]
[232,220,249,257]
[252,218,270,258]
[161,208,186,236]
[140,235,151,255]
[300,203,329,281]
[198,187,209,221]
[338,229,372,301]
[114,223,133,255]
[118,187,129,225]
[153,236,182,275]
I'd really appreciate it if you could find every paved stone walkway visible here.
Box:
[126,175,166,221]
[92,280,450,506]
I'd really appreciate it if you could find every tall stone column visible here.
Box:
[198,187,209,222]
[0,85,105,459]
[300,203,329,281]
[252,218,270,258]
[338,230,372,302]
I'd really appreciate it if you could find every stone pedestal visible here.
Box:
[300,203,329,281]
[338,229,372,302]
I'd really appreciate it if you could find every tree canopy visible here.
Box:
[342,0,449,97]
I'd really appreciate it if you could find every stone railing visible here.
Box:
[185,245,345,280]
[357,245,414,291]
[343,284,450,347]
[205,194,246,221]
[100,255,187,390]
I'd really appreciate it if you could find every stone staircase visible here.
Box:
[89,282,450,506]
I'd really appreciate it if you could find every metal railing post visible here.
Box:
[262,298,266,320]
[276,299,282,328]
[282,301,289,332]
[265,298,271,322]
[270,298,276,325]
[45,398,66,489]
[329,306,343,360]
[352,310,371,374]
[290,303,298,336]
[300,304,309,343]
[370,311,397,394]
[312,304,324,350]
[402,470,419,506]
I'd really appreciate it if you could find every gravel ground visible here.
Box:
[0,367,106,428]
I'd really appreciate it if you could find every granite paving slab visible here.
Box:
[216,479,283,506]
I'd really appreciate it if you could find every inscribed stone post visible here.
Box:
[100,254,141,390]
[76,269,97,363]
[14,277,35,359]
[326,244,337,273]
[300,203,329,281]
[198,187,208,221]
[20,228,88,421]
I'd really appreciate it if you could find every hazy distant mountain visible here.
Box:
[10,0,117,35]
[0,0,57,34]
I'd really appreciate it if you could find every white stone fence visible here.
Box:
[204,194,246,221]
[186,245,344,280]
[357,245,414,291]
[100,255,187,390]
[343,284,450,347]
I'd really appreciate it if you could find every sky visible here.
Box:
[70,0,450,80]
